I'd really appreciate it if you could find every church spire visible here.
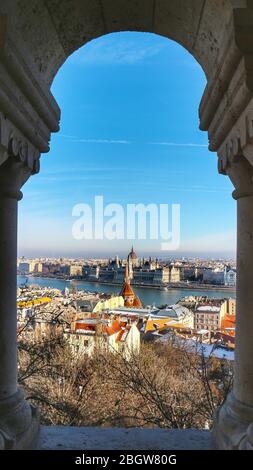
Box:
[120,259,143,309]
[124,262,129,282]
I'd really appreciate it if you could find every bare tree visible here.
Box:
[18,329,233,429]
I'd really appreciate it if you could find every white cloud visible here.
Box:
[56,134,130,145]
[69,35,165,66]
[56,133,77,139]
[40,166,132,175]
[148,141,208,148]
[56,135,209,147]
[70,138,130,145]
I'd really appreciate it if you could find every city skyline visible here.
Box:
[18,32,236,259]
[17,248,236,263]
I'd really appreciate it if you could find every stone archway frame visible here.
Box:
[0,0,253,449]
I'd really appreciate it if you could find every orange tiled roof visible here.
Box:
[120,281,135,297]
[105,320,122,336]
[116,324,131,342]
[132,296,143,308]
[119,262,143,308]
[145,317,178,333]
[75,322,96,331]
[116,329,126,342]
[221,315,236,330]
[75,312,96,320]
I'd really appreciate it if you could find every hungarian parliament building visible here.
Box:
[82,247,180,286]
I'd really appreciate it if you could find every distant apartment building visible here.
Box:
[180,265,196,281]
[18,260,40,274]
[194,298,236,332]
[42,263,61,275]
[194,267,204,281]
[59,264,70,276]
[34,262,43,273]
[70,264,83,277]
[82,264,100,280]
[195,305,221,332]
[132,266,167,285]
[64,317,140,360]
[226,298,236,316]
[203,268,225,285]
[224,267,236,287]
[168,264,180,283]
[152,267,170,284]
[202,267,236,286]
[31,262,71,276]
[18,262,30,274]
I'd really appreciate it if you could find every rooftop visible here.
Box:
[197,306,220,312]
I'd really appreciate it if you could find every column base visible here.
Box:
[213,392,253,449]
[0,389,40,449]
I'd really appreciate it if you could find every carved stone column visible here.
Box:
[212,145,253,449]
[0,13,59,448]
[0,130,40,449]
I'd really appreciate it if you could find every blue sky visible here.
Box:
[18,32,236,259]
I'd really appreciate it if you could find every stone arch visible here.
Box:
[2,0,249,158]
[1,0,253,450]
[12,0,236,85]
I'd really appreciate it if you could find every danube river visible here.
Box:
[17,275,236,307]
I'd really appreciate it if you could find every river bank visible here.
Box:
[19,273,235,292]
[17,275,236,308]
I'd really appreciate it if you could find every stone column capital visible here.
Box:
[0,111,40,200]
[215,103,253,199]
[218,151,253,200]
